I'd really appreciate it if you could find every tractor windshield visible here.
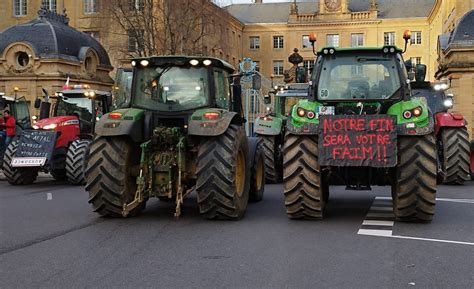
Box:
[134,66,209,111]
[315,53,402,100]
[56,96,94,122]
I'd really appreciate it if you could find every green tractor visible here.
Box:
[254,49,308,183]
[283,32,437,222]
[85,56,265,219]
[254,83,307,183]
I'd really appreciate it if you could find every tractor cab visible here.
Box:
[34,85,112,137]
[132,57,234,112]
[0,93,32,132]
[311,46,410,107]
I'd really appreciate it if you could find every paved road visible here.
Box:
[1,174,473,288]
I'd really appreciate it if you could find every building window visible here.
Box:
[41,0,56,11]
[303,60,314,74]
[410,57,421,67]
[85,31,100,41]
[128,30,142,52]
[411,31,422,45]
[273,36,284,49]
[351,33,364,47]
[326,34,339,47]
[384,32,395,45]
[13,0,27,16]
[129,0,144,11]
[351,65,364,76]
[302,35,311,49]
[273,60,284,76]
[84,0,98,13]
[250,36,260,49]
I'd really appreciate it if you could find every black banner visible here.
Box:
[318,115,397,168]
[16,130,58,163]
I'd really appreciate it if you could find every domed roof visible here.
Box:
[0,9,111,68]
[447,9,474,49]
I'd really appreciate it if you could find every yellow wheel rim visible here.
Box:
[256,153,264,191]
[236,149,245,197]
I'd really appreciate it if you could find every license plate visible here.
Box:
[11,157,47,167]
[316,106,335,117]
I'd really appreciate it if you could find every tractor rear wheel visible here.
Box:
[392,134,437,222]
[283,134,325,219]
[2,140,38,185]
[441,127,470,185]
[196,124,250,219]
[260,136,282,183]
[66,139,92,185]
[85,137,145,217]
[249,140,265,202]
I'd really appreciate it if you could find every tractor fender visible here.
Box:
[434,112,467,135]
[285,121,319,135]
[94,114,143,142]
[254,116,282,136]
[188,111,241,136]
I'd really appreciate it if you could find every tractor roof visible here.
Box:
[132,55,235,73]
[318,46,403,54]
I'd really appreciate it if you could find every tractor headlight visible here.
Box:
[297,107,306,117]
[43,123,58,130]
[443,98,453,108]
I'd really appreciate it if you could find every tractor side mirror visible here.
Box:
[415,64,426,82]
[42,88,49,97]
[34,97,42,109]
[107,94,113,107]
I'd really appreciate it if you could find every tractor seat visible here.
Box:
[347,80,369,99]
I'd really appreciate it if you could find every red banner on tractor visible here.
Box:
[318,115,397,167]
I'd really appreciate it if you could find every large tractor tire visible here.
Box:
[66,139,92,185]
[50,148,67,181]
[196,124,250,220]
[2,140,38,185]
[260,136,282,183]
[249,138,265,202]
[440,127,470,185]
[392,134,437,222]
[470,141,474,180]
[85,137,145,217]
[283,134,325,219]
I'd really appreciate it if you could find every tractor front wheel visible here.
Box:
[283,134,325,219]
[50,148,67,181]
[66,139,92,185]
[85,137,145,217]
[440,127,470,185]
[260,136,282,183]
[196,124,250,219]
[2,140,38,185]
[249,139,265,202]
[392,134,437,222]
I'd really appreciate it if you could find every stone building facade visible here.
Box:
[0,8,113,108]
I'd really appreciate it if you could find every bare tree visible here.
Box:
[102,0,223,58]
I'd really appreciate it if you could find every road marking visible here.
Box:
[358,197,395,236]
[390,235,474,246]
[46,193,52,200]
[358,196,474,246]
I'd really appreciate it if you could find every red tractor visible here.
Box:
[410,64,470,184]
[2,85,112,185]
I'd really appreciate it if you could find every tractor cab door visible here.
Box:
[112,68,133,109]
[11,96,32,132]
